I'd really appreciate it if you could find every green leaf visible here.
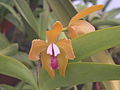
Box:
[22,84,34,90]
[0,55,38,90]
[84,0,97,5]
[39,62,120,90]
[12,51,34,68]
[105,8,120,19]
[0,84,18,90]
[37,0,49,40]
[13,0,38,34]
[0,33,9,50]
[58,0,77,18]
[0,43,18,56]
[82,83,93,90]
[72,26,120,61]
[47,0,77,26]
[92,19,120,26]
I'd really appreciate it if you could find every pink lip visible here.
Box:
[51,55,59,69]
[47,43,60,69]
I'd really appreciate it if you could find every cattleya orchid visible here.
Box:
[28,21,75,79]
[67,5,104,39]
[28,4,104,79]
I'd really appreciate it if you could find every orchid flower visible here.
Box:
[28,21,75,79]
[67,5,104,39]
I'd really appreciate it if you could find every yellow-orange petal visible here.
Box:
[69,5,104,25]
[68,20,95,39]
[46,21,63,43]
[56,38,75,59]
[41,50,55,79]
[28,39,48,60]
[57,50,68,77]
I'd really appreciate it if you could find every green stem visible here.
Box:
[36,54,41,90]
[82,83,93,90]
[63,27,67,31]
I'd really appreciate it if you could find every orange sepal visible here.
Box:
[57,38,75,59]
[46,21,63,43]
[41,50,55,79]
[68,20,95,39]
[28,39,48,60]
[69,5,104,25]
[58,50,68,77]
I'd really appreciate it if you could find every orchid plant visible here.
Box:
[28,5,104,79]
[1,0,120,90]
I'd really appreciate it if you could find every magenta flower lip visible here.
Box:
[51,56,59,69]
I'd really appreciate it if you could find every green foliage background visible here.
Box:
[0,0,120,90]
